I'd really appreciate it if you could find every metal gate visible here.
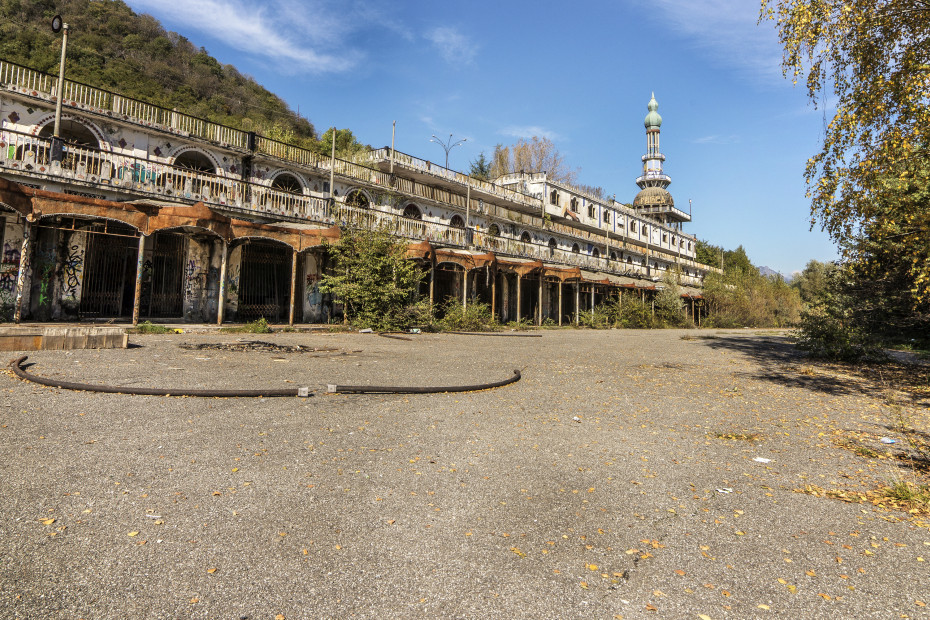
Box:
[237,241,292,322]
[146,232,187,318]
[79,223,139,318]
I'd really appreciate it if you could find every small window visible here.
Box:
[520,231,532,243]
[591,248,600,258]
[570,197,579,212]
[548,238,557,252]
[663,233,668,243]
[571,243,579,253]
[588,204,595,219]
[450,215,465,228]
[630,222,637,233]
[550,190,560,206]
[346,189,369,208]
[488,223,500,237]
[603,210,610,223]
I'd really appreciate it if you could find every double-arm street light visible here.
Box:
[430,133,466,169]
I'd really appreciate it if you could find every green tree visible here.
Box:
[317,127,368,160]
[760,0,930,302]
[318,226,423,330]
[792,259,838,306]
[469,153,492,180]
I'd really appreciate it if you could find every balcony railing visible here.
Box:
[0,59,250,150]
[0,128,714,280]
[368,148,541,211]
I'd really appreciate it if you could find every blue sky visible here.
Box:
[124,0,838,276]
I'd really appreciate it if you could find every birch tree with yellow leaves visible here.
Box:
[760,0,930,305]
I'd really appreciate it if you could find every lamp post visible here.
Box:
[429,133,466,169]
[51,14,68,162]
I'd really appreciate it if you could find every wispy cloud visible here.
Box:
[499,125,562,141]
[693,134,741,144]
[425,27,477,66]
[127,0,362,73]
[649,0,785,81]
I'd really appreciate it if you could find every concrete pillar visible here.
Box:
[590,286,595,312]
[516,273,522,322]
[217,241,228,325]
[13,220,33,324]
[558,280,562,326]
[538,277,543,326]
[429,262,435,307]
[288,249,298,326]
[131,234,147,326]
[491,269,497,320]
[462,268,468,309]
[575,280,581,326]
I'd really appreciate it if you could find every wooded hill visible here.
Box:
[0,0,318,146]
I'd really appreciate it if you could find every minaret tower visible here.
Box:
[632,93,690,226]
[638,93,670,190]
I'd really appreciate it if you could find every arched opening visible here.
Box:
[591,247,600,258]
[488,223,500,236]
[627,256,633,264]
[403,204,422,220]
[38,119,100,148]
[173,150,216,173]
[571,243,580,254]
[345,189,370,208]
[520,231,532,244]
[450,215,465,228]
[549,189,559,206]
[235,239,293,323]
[271,173,303,194]
[610,251,618,261]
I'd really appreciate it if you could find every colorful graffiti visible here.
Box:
[62,244,84,300]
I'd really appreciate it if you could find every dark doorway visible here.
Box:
[80,223,139,318]
[237,241,292,322]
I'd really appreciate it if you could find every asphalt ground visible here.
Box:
[0,328,928,619]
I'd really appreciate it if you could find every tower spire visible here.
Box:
[639,93,669,190]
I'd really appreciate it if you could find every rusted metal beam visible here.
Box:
[131,234,146,326]
[289,249,297,326]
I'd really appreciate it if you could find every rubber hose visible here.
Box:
[447,331,543,338]
[328,369,521,394]
[9,356,307,398]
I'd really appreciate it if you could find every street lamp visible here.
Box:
[430,133,466,169]
[51,14,69,162]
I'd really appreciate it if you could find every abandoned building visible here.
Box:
[0,58,715,325]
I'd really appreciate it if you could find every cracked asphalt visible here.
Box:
[1,328,928,619]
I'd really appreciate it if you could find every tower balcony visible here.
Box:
[635,171,671,187]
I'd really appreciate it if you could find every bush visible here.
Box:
[437,298,497,331]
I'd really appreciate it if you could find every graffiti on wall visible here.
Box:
[62,244,84,300]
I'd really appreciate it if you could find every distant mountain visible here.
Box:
[759,266,784,279]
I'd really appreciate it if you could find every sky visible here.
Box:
[124,0,839,276]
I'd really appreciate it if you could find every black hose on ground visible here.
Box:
[9,356,307,398]
[9,356,522,397]
[328,369,521,394]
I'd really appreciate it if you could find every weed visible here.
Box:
[884,479,930,505]
[130,321,171,334]
[220,317,272,334]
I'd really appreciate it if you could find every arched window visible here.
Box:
[520,231,532,243]
[550,190,560,206]
[173,150,215,173]
[604,210,611,224]
[610,251,618,261]
[39,119,99,148]
[403,204,422,219]
[588,204,595,219]
[591,247,600,258]
[570,197,579,212]
[630,222,637,233]
[627,256,633,264]
[345,190,370,208]
[548,238,557,250]
[272,173,303,194]
[450,215,465,228]
[571,243,580,254]
[488,223,500,236]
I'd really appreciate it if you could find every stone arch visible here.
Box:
[169,146,220,173]
[571,243,580,253]
[402,203,422,220]
[591,247,600,259]
[449,214,465,228]
[345,188,371,208]
[520,231,532,243]
[488,223,500,236]
[36,115,107,149]
[270,171,305,193]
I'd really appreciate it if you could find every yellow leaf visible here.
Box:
[41,518,56,525]
[207,568,217,574]
[758,604,770,610]
[806,569,816,577]
[128,531,139,537]
[231,468,238,472]
[787,585,797,593]
[699,615,713,620]
[587,564,598,571]
[510,547,526,558]
[674,569,686,576]
[580,581,589,589]
[190,598,199,604]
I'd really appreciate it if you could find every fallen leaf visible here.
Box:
[645,604,657,612]
[128,531,139,537]
[806,569,816,577]
[41,518,56,525]
[674,569,686,576]
[190,598,199,604]
[758,604,770,610]
[207,568,217,574]
[587,564,599,571]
